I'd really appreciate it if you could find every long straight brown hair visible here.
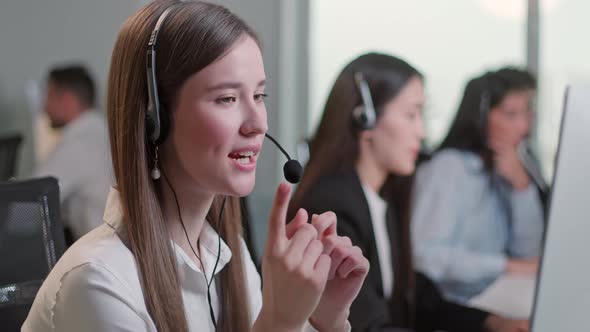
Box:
[106,1,257,331]
[290,53,422,326]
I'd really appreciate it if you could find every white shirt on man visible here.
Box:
[22,188,331,331]
[34,110,112,239]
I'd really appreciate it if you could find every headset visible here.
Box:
[146,5,175,145]
[352,71,377,130]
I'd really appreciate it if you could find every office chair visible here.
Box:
[0,134,23,181]
[0,177,65,331]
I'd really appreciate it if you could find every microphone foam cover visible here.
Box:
[283,159,303,184]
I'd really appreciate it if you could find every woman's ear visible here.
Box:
[358,128,374,145]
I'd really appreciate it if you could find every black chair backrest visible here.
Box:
[0,177,66,331]
[0,134,23,181]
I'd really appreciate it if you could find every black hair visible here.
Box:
[48,64,96,108]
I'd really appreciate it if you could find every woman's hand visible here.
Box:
[490,139,530,191]
[288,211,370,332]
[254,183,331,332]
[506,258,539,276]
[484,314,529,332]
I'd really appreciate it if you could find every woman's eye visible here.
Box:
[504,110,519,118]
[254,93,268,102]
[217,96,237,104]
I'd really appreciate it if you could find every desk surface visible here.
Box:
[469,275,536,319]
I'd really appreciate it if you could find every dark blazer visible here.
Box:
[296,169,489,332]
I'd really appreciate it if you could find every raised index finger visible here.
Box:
[266,182,291,247]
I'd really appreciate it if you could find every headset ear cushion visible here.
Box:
[359,112,369,129]
[353,105,367,129]
[145,113,156,141]
[154,108,170,145]
[353,105,376,130]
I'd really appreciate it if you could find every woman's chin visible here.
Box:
[391,163,416,177]
[225,178,256,197]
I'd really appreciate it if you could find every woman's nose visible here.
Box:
[240,102,268,136]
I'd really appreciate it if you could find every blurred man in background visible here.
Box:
[34,64,112,243]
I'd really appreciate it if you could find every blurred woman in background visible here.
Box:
[411,68,545,304]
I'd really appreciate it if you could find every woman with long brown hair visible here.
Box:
[290,53,528,332]
[22,1,368,331]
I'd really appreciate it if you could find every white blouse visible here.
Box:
[22,188,327,332]
[361,184,394,299]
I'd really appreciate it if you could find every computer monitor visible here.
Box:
[531,85,590,331]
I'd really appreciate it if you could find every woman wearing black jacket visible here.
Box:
[289,53,527,332]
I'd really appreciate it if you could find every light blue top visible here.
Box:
[410,149,544,303]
